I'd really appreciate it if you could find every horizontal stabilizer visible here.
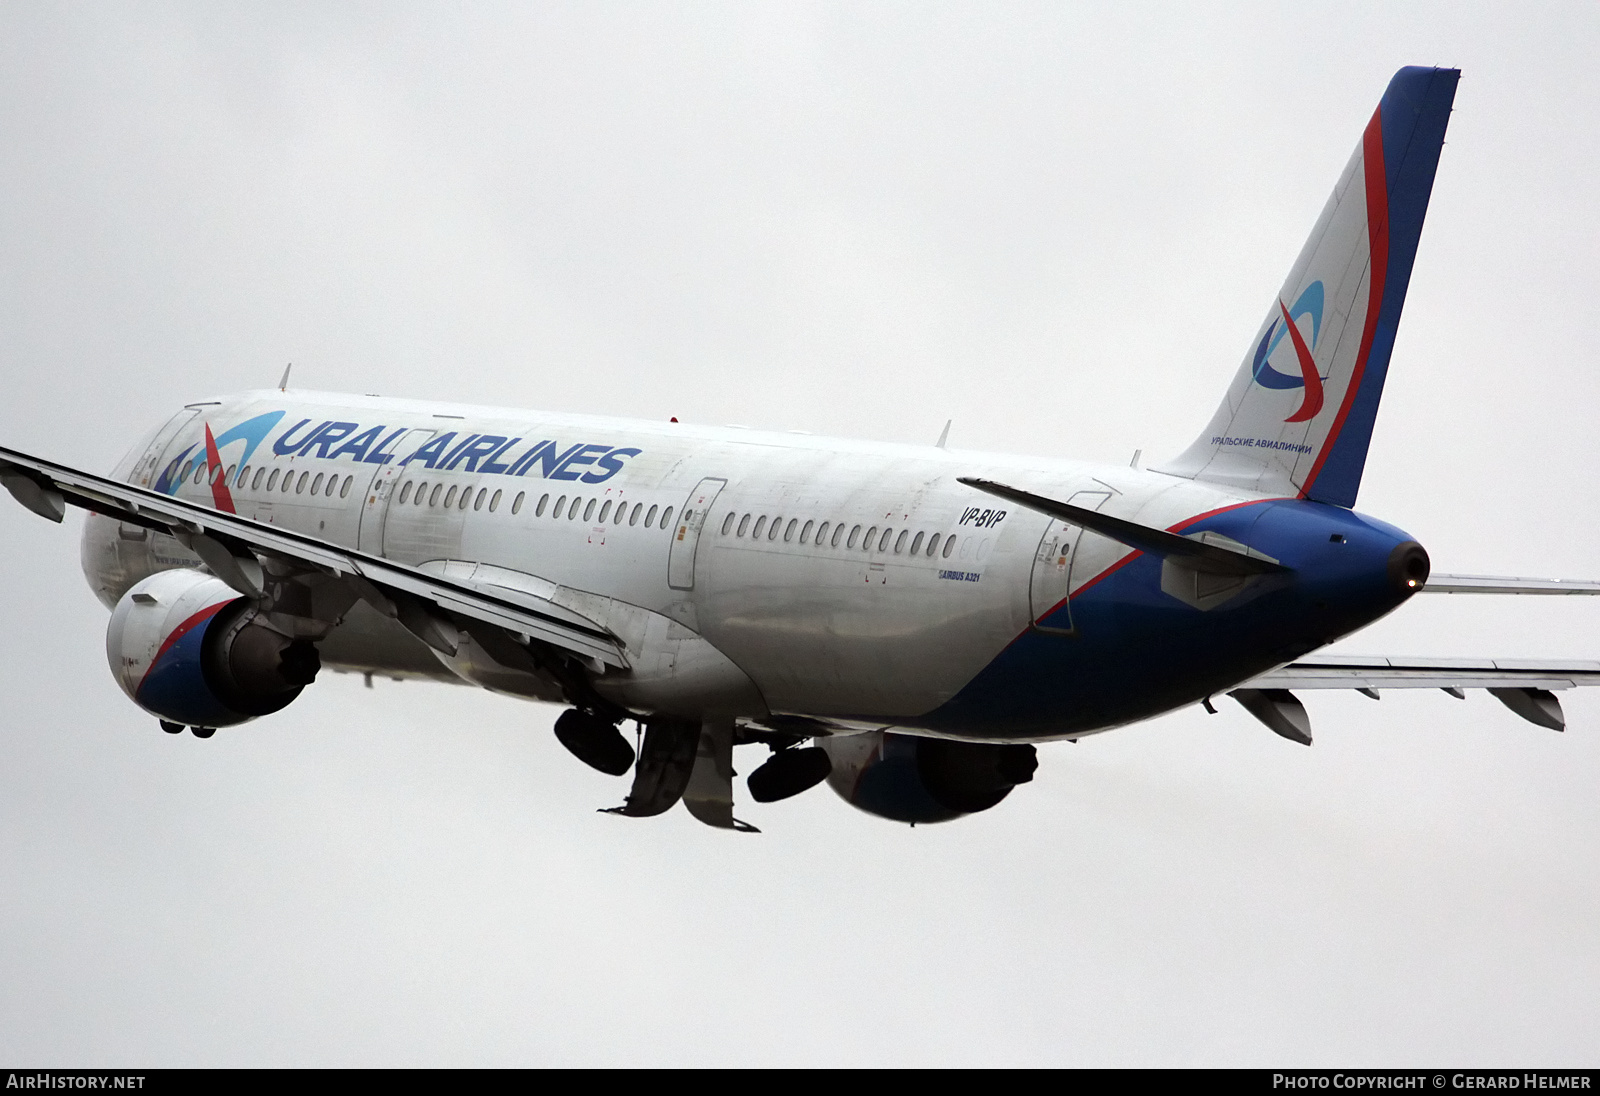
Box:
[959,477,1286,576]
[1423,573,1600,595]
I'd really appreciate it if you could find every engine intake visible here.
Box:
[107,569,318,728]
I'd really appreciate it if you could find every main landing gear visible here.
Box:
[554,707,835,830]
[553,709,635,775]
[158,720,215,739]
[746,745,831,803]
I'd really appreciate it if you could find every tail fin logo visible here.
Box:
[1249,281,1326,422]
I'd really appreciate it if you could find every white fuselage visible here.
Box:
[82,390,1272,738]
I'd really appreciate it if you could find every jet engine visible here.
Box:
[820,731,1038,824]
[106,569,319,730]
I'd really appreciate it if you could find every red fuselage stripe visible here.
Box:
[135,600,229,695]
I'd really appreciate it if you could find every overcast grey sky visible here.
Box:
[2,1,1599,1066]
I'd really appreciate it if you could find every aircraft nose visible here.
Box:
[1388,540,1430,596]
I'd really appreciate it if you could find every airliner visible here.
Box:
[4,66,1597,830]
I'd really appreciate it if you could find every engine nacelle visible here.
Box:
[107,569,319,728]
[820,731,1038,824]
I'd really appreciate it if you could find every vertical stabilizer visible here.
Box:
[1158,67,1459,506]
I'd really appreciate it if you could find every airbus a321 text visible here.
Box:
[5,66,1596,829]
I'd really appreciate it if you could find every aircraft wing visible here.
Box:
[1244,654,1600,692]
[0,444,627,670]
[1225,655,1600,743]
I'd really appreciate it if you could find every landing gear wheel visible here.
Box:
[159,720,184,734]
[553,709,635,775]
[190,726,216,739]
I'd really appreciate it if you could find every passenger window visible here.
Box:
[661,507,673,530]
[311,473,324,496]
[895,530,908,554]
[942,536,956,558]
[832,524,844,548]
[910,531,924,556]
[296,472,309,494]
[208,465,222,486]
[490,490,502,513]
[583,498,596,521]
[535,493,548,516]
[443,486,458,508]
[598,500,612,523]
[339,476,352,498]
[768,516,781,541]
[399,482,413,504]
[252,467,265,490]
[863,526,877,549]
[784,519,797,542]
[645,504,658,527]
[225,464,237,484]
[474,489,486,511]
[413,481,427,505]
[630,503,642,525]
[879,528,893,552]
[752,516,767,539]
[737,514,751,537]
[569,497,583,520]
[428,483,441,506]
[801,520,814,543]
[847,525,861,549]
[721,512,734,535]
[239,466,251,487]
[553,495,566,518]
[926,533,939,557]
[266,469,280,491]
[283,470,295,493]
[192,463,205,486]
[512,492,525,515]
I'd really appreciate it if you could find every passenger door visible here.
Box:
[668,477,727,590]
[356,429,435,555]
